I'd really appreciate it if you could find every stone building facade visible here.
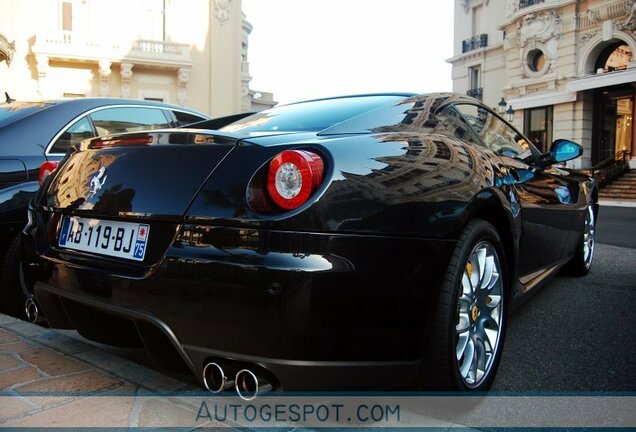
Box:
[448,0,636,169]
[0,0,275,117]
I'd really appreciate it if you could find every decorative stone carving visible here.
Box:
[177,67,190,105]
[0,34,15,66]
[619,0,636,31]
[459,0,470,14]
[214,0,232,24]
[517,11,561,77]
[517,12,560,47]
[506,0,518,18]
[120,63,133,98]
[580,31,600,45]
[586,8,601,25]
[98,60,111,97]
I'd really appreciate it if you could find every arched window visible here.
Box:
[595,42,633,73]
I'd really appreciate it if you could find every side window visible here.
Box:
[49,116,96,154]
[434,106,480,145]
[454,104,535,163]
[173,111,207,127]
[90,107,171,136]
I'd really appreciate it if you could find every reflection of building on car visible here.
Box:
[0,98,208,319]
[21,93,597,399]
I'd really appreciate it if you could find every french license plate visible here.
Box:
[58,216,149,261]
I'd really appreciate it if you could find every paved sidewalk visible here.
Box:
[0,313,224,428]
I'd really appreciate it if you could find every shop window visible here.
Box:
[524,106,553,152]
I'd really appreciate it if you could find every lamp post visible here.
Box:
[506,105,515,123]
[498,97,507,115]
[498,97,515,123]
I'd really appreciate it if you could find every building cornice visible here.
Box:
[446,41,504,64]
[567,68,636,92]
[508,89,576,110]
[499,0,578,29]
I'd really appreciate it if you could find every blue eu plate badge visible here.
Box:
[134,224,150,260]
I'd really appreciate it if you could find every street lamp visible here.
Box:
[506,105,515,122]
[498,97,507,115]
[498,97,515,122]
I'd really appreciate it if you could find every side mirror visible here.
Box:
[549,139,582,163]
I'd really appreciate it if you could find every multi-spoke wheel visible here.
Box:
[455,241,504,388]
[421,219,507,391]
[565,203,596,276]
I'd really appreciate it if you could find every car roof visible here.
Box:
[282,92,419,106]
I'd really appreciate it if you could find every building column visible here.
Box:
[120,63,133,98]
[177,67,190,106]
[98,60,112,97]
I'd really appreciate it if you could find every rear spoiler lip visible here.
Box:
[186,112,256,130]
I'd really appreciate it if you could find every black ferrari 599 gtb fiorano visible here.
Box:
[22,93,597,399]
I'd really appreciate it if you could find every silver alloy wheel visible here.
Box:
[583,206,595,269]
[455,241,504,388]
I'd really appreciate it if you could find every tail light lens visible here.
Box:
[266,150,324,210]
[38,161,59,187]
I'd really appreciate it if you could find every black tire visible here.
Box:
[564,204,596,277]
[419,219,508,391]
[0,235,29,320]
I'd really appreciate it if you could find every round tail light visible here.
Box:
[38,161,59,187]
[267,150,324,210]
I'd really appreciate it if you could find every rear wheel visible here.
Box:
[421,219,507,391]
[0,235,29,320]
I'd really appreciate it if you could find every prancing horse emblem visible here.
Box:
[89,167,107,197]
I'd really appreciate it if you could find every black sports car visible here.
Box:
[22,93,597,398]
[0,97,208,319]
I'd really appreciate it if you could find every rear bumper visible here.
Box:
[26,224,456,391]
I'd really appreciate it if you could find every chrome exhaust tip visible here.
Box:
[203,362,233,393]
[235,369,273,401]
[24,297,39,323]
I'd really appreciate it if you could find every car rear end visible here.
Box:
[23,96,459,393]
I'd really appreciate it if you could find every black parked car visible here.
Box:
[0,97,208,318]
[22,93,597,398]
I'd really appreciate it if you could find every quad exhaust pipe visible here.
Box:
[203,362,235,393]
[235,369,273,401]
[203,361,273,400]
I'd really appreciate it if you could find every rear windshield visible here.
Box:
[220,95,405,133]
[0,102,54,128]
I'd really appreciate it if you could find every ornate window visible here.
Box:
[596,43,633,73]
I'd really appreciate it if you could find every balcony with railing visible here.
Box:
[466,87,483,100]
[462,34,488,54]
[519,0,545,8]
[32,31,192,68]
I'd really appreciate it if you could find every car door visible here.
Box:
[453,103,576,285]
